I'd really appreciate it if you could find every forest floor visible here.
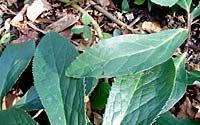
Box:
[0,0,200,124]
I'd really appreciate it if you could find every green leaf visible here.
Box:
[83,25,92,41]
[150,0,179,7]
[66,29,188,78]
[0,33,11,44]
[134,0,145,5]
[85,77,98,95]
[148,0,153,11]
[155,112,200,125]
[0,17,3,24]
[71,25,84,34]
[0,108,37,125]
[122,0,129,12]
[0,40,35,109]
[162,53,187,113]
[177,0,192,12]
[90,82,111,110]
[33,31,86,125]
[82,13,91,25]
[103,59,175,125]
[14,86,43,110]
[187,70,200,84]
[191,2,200,21]
[102,32,112,39]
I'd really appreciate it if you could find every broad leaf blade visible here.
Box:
[103,59,175,125]
[155,112,200,125]
[0,108,37,125]
[33,31,86,125]
[150,0,179,7]
[66,29,188,78]
[14,86,43,110]
[162,53,187,112]
[0,40,35,109]
[177,0,192,11]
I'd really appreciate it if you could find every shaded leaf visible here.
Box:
[0,33,11,44]
[162,53,187,113]
[134,0,145,5]
[155,112,200,125]
[14,86,43,110]
[66,29,188,78]
[151,0,179,7]
[90,82,111,110]
[33,31,86,125]
[187,70,200,84]
[0,40,35,109]
[103,59,175,125]
[0,108,37,125]
[85,77,98,95]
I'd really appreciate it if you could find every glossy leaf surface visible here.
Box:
[66,29,188,78]
[103,59,175,125]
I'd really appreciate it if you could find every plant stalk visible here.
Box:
[71,3,103,39]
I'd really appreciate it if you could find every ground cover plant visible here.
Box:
[0,0,200,124]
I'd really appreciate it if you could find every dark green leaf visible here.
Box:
[90,82,111,110]
[83,25,92,41]
[162,53,187,113]
[14,86,43,110]
[0,40,35,109]
[187,70,200,84]
[151,0,179,7]
[122,0,129,12]
[33,31,86,125]
[134,0,145,5]
[103,59,175,125]
[71,25,84,34]
[155,112,200,125]
[0,108,37,125]
[148,0,153,11]
[66,29,188,78]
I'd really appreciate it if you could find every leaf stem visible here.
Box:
[71,3,103,39]
[89,0,140,34]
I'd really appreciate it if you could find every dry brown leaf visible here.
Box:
[45,15,79,32]
[177,96,197,119]
[26,0,51,21]
[2,93,21,110]
[11,30,39,43]
[11,4,29,23]
[99,0,110,8]
[142,21,162,33]
[93,112,103,125]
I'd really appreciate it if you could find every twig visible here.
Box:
[71,3,103,39]
[188,45,200,51]
[89,0,140,34]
